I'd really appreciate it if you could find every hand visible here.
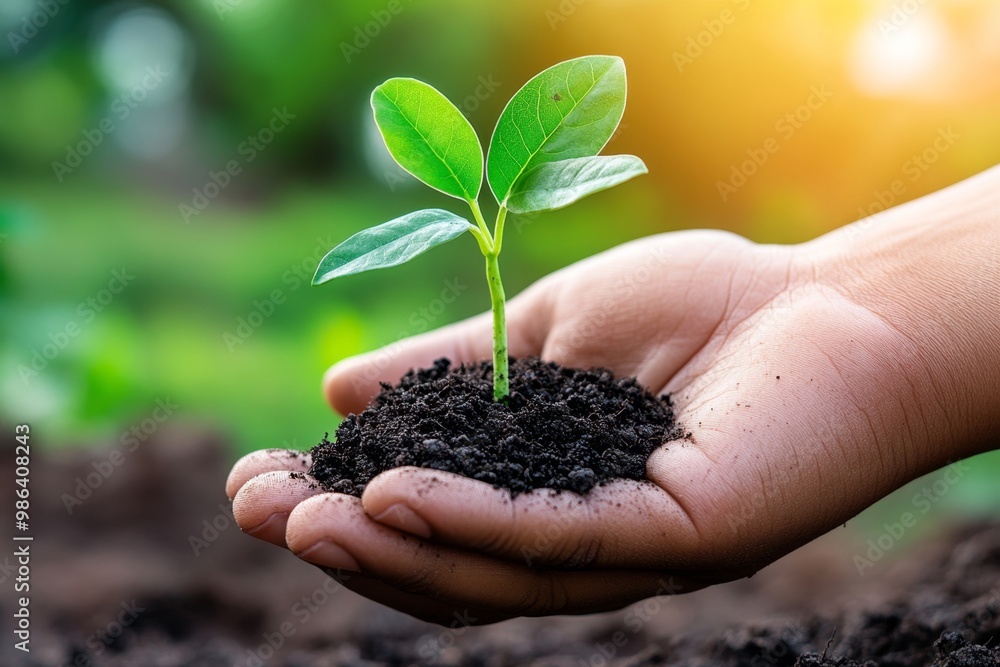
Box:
[227,170,999,625]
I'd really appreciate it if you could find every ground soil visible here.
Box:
[309,357,685,497]
[7,430,999,666]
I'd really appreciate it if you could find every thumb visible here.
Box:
[323,287,552,416]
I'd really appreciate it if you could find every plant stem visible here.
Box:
[485,249,508,402]
[468,226,492,256]
[493,206,507,254]
[468,199,494,250]
[468,200,509,402]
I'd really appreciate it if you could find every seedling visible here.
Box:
[313,55,647,402]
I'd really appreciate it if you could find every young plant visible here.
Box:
[313,55,646,402]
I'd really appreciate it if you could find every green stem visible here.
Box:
[485,250,508,402]
[468,199,494,250]
[493,206,507,254]
[468,226,492,256]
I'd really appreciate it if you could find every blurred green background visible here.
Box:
[1,0,998,522]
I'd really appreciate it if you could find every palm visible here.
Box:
[227,231,937,624]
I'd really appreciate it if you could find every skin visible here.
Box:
[227,166,999,625]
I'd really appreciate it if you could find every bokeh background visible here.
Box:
[2,0,999,525]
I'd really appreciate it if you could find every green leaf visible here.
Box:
[506,155,647,214]
[312,209,474,284]
[371,78,483,202]
[487,55,627,206]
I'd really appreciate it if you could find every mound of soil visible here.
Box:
[309,357,684,496]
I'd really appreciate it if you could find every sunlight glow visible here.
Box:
[849,8,950,97]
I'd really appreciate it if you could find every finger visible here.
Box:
[286,493,702,617]
[226,448,312,500]
[232,470,320,547]
[233,471,506,623]
[324,287,553,416]
[360,467,707,571]
[314,567,511,626]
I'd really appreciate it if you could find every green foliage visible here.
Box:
[314,55,647,401]
[506,155,648,214]
[371,79,483,202]
[313,209,474,283]
[486,55,629,206]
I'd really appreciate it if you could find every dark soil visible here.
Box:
[309,357,684,497]
[10,430,1000,666]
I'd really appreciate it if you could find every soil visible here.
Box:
[10,428,1000,666]
[309,357,684,497]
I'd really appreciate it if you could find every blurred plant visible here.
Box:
[312,55,646,401]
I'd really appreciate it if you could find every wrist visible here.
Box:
[801,166,1000,463]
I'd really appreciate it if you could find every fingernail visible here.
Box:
[297,540,361,572]
[372,503,433,539]
[245,513,287,542]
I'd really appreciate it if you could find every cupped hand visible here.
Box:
[227,228,963,625]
